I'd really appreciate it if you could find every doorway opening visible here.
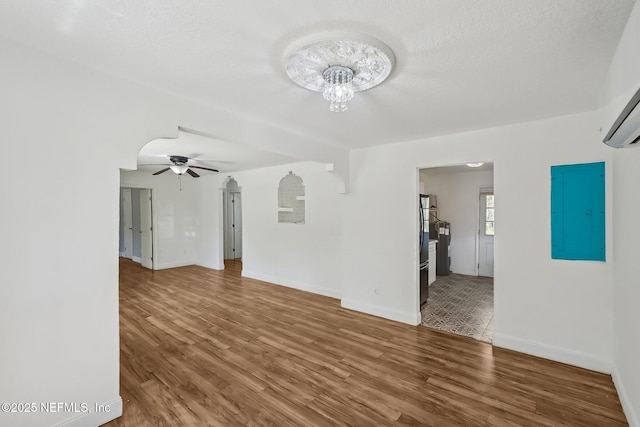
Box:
[418,164,494,343]
[223,178,242,271]
[119,187,154,269]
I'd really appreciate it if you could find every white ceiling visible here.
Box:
[0,0,635,166]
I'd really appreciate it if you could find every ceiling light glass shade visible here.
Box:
[285,33,394,112]
[322,66,354,112]
[170,164,189,175]
[466,162,484,168]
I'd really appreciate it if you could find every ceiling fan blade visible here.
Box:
[191,159,233,164]
[153,167,171,176]
[186,168,200,178]
[190,165,219,172]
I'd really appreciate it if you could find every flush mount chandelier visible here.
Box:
[284,33,395,112]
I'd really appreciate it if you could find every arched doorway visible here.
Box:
[223,178,242,263]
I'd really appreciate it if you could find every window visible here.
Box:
[484,194,495,236]
[551,162,605,261]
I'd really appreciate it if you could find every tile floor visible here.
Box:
[420,273,494,343]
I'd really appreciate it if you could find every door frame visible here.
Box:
[138,188,154,269]
[416,163,495,320]
[476,186,494,277]
[224,191,242,260]
[217,176,243,270]
[121,188,134,259]
[119,184,157,270]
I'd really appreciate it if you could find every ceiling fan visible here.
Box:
[152,155,219,178]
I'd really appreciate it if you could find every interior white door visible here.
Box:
[224,190,243,260]
[478,191,495,277]
[122,189,133,259]
[232,192,242,259]
[139,189,153,269]
[223,192,231,259]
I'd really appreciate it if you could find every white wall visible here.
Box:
[343,112,614,373]
[1,34,342,426]
[121,171,201,269]
[0,39,175,427]
[601,1,640,425]
[197,177,225,270]
[198,162,344,299]
[610,149,640,427]
[423,169,494,276]
[0,33,347,426]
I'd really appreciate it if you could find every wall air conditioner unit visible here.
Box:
[603,87,640,148]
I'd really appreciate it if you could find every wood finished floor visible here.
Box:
[107,258,627,426]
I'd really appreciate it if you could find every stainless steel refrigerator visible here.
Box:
[430,221,451,276]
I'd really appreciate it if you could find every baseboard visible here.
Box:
[52,396,122,427]
[155,260,196,270]
[242,270,341,299]
[612,363,640,427]
[132,256,141,263]
[196,261,225,270]
[341,298,421,326]
[118,251,125,257]
[492,333,611,374]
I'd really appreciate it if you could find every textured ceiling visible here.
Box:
[0,0,636,159]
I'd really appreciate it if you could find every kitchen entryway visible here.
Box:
[418,164,494,343]
[420,274,493,342]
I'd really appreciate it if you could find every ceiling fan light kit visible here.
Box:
[284,33,395,112]
[169,164,189,175]
[152,155,219,178]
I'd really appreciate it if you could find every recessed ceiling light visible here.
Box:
[466,162,484,168]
